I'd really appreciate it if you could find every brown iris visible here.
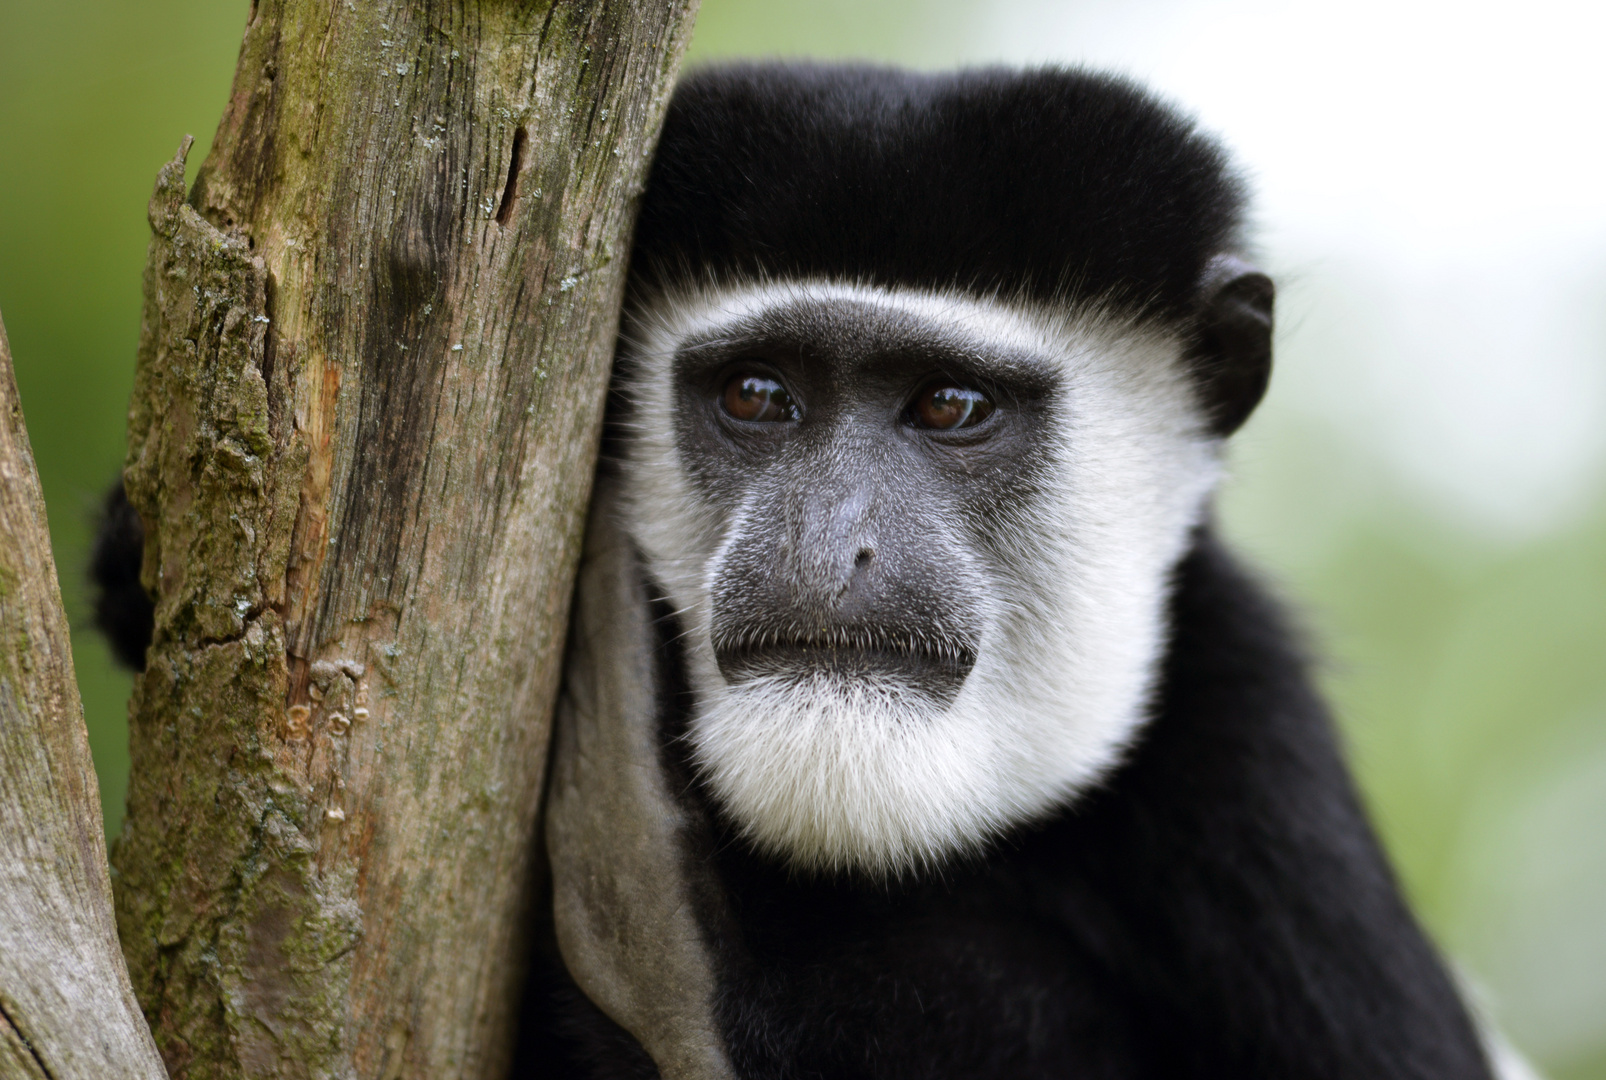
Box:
[911,383,994,430]
[722,372,799,422]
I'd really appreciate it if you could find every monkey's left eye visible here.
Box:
[910,383,995,430]
[721,372,800,423]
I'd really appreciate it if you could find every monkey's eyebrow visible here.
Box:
[673,299,1062,391]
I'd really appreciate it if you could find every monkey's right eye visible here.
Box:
[721,373,800,423]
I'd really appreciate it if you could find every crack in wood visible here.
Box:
[0,996,59,1080]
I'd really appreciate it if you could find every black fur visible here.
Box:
[90,480,153,671]
[631,64,1245,320]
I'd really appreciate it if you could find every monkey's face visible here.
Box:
[620,281,1224,876]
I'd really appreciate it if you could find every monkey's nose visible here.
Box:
[827,546,876,604]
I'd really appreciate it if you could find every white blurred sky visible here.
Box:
[937,0,1606,538]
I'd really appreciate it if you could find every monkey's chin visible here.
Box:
[686,668,1042,878]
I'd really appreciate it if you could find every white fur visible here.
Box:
[619,280,1223,876]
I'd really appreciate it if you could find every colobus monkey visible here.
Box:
[95,64,1513,1080]
[530,65,1509,1080]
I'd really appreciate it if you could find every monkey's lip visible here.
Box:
[713,639,976,699]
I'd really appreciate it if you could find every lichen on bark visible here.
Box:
[115,138,349,1078]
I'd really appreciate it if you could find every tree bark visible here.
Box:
[109,3,697,1078]
[0,311,168,1079]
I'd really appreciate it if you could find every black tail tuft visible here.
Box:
[90,480,153,671]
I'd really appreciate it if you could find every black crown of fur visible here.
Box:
[632,64,1248,319]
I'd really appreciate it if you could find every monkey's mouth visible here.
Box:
[712,632,977,703]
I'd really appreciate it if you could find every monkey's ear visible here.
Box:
[1187,254,1274,436]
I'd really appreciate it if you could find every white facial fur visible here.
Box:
[618,280,1223,876]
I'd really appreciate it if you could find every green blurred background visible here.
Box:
[1,0,1601,1075]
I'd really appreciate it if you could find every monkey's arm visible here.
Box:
[541,472,733,1080]
[90,480,153,670]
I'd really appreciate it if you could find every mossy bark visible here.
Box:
[109,3,698,1078]
[0,311,168,1079]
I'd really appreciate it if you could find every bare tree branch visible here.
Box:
[0,310,167,1079]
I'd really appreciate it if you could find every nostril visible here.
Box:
[854,547,874,570]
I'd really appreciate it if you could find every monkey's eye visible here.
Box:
[721,373,800,423]
[910,383,995,430]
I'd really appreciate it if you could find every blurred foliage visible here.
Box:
[1222,409,1606,1080]
[0,0,1599,1075]
[0,0,245,842]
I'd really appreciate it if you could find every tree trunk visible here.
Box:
[0,311,168,1079]
[109,3,697,1078]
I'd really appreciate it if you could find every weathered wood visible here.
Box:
[0,310,167,1079]
[110,2,698,1077]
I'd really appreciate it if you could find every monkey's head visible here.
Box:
[615,65,1272,876]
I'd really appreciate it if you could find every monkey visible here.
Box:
[95,62,1514,1080]
[525,64,1511,1080]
